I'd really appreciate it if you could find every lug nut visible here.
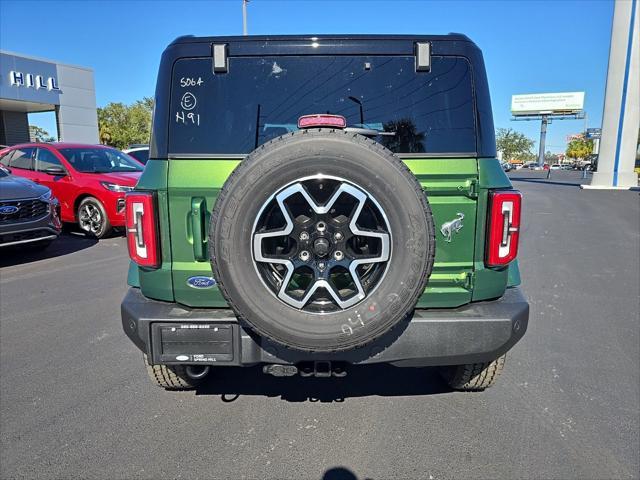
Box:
[300,251,310,261]
[318,262,326,271]
[334,232,343,241]
[316,222,326,233]
[334,250,344,261]
[299,232,309,241]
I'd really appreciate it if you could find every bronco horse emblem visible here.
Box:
[440,213,464,242]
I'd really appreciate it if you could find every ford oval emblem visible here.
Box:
[0,205,19,215]
[187,276,217,289]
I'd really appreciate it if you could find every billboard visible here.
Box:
[511,92,585,115]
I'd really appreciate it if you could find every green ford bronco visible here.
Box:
[121,34,528,391]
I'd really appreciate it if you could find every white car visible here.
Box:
[523,162,542,171]
[123,146,149,164]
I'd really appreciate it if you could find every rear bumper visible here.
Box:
[122,287,529,367]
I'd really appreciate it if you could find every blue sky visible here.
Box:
[0,0,614,153]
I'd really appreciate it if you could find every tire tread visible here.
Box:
[441,354,506,391]
[143,354,200,390]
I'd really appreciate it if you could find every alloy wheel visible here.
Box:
[252,175,391,313]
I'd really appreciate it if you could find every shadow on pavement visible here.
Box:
[322,467,359,480]
[195,364,451,402]
[509,177,586,187]
[0,231,98,268]
[508,170,591,188]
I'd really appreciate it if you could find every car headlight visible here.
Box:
[101,182,135,192]
[39,190,52,201]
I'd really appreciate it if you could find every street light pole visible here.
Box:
[538,115,548,168]
[242,0,248,36]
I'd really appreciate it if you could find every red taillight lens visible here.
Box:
[125,192,159,268]
[486,190,522,267]
[298,114,347,129]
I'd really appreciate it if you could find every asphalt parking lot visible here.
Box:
[1,170,638,480]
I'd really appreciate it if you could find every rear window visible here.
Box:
[9,148,34,170]
[0,150,13,166]
[168,56,476,156]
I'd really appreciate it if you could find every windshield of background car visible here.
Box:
[168,56,477,155]
[127,149,149,163]
[59,148,144,173]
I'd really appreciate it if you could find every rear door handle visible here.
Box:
[190,197,208,261]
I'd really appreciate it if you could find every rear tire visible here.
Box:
[143,354,205,390]
[440,354,506,391]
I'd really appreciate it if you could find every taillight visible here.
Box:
[298,114,347,129]
[486,190,522,267]
[125,192,159,268]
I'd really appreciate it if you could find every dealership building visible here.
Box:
[0,51,98,146]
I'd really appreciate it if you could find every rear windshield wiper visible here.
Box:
[343,126,396,137]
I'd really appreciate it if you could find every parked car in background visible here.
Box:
[523,162,542,170]
[550,164,561,170]
[123,145,149,164]
[0,143,143,238]
[0,165,61,249]
[500,161,513,172]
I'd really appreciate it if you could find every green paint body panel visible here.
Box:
[131,157,513,309]
[168,160,239,307]
[507,261,522,287]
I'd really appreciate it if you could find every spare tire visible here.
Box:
[210,129,435,352]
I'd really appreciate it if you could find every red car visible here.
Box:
[0,143,143,238]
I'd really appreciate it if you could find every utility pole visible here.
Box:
[242,0,249,36]
[584,111,588,135]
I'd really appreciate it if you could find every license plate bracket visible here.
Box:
[151,323,235,364]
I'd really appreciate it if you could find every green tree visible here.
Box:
[29,125,55,142]
[545,151,559,164]
[381,118,425,153]
[496,128,535,162]
[97,97,153,149]
[566,133,594,161]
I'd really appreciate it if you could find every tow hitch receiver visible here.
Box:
[263,362,347,378]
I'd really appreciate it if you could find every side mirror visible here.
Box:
[44,166,66,176]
